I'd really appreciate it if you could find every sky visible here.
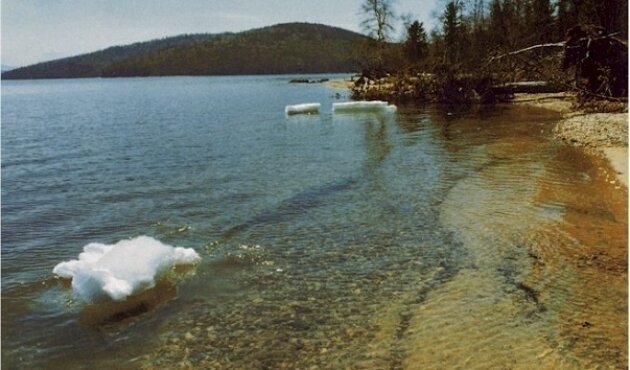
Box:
[1,0,441,67]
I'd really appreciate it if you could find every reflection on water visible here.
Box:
[2,76,626,369]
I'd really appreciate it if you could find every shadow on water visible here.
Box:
[79,279,178,327]
[221,176,358,240]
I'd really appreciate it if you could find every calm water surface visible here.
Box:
[2,76,627,369]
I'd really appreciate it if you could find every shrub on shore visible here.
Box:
[351,65,496,104]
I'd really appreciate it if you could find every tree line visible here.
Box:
[356,0,628,101]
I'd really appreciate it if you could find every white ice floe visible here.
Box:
[332,100,397,114]
[53,236,201,303]
[285,103,321,116]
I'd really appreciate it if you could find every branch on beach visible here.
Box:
[488,32,624,63]
[488,42,566,62]
[573,86,629,102]
[486,27,628,100]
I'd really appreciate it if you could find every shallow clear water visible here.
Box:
[2,76,626,369]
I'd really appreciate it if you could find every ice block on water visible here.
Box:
[53,236,201,303]
[285,103,321,115]
[332,100,397,113]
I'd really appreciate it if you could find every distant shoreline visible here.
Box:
[1,23,366,80]
[1,72,356,82]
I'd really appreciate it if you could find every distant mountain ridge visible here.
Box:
[2,23,365,79]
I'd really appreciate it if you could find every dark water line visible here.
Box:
[388,231,466,370]
[221,176,358,240]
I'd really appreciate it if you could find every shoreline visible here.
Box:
[512,93,628,187]
[324,79,628,188]
[324,78,354,90]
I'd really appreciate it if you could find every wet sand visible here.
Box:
[554,114,628,187]
[399,128,626,368]
[603,147,629,186]
[514,93,628,187]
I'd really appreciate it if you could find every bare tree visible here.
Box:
[360,0,396,42]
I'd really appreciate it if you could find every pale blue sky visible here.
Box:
[1,0,440,67]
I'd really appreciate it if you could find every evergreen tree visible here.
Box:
[593,0,626,34]
[443,1,461,63]
[527,0,554,44]
[489,0,507,48]
[404,21,428,64]
[556,0,578,39]
[556,0,627,37]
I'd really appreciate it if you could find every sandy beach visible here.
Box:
[325,78,354,90]
[513,93,628,187]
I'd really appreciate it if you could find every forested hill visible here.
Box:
[2,23,365,79]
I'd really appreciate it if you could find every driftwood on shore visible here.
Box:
[491,81,562,95]
[488,25,628,100]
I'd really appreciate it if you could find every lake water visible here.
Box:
[2,76,627,369]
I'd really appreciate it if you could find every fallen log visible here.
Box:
[491,81,564,95]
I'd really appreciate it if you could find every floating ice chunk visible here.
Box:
[285,103,321,116]
[52,242,114,279]
[332,100,387,112]
[53,236,201,303]
[173,246,202,264]
[385,104,397,113]
[332,100,397,114]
